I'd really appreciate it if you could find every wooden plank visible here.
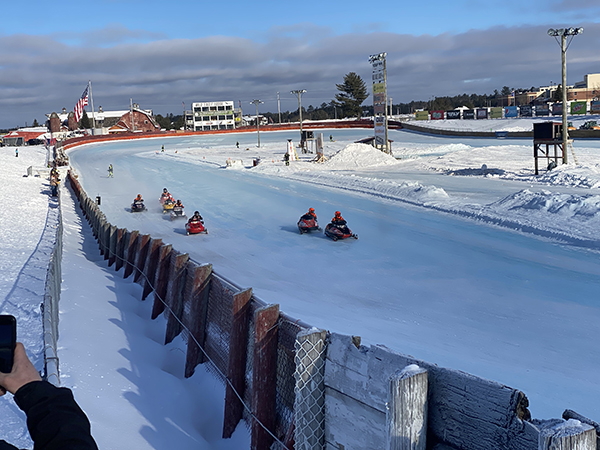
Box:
[164,252,190,344]
[123,230,139,279]
[184,263,213,378]
[538,419,596,450]
[325,333,538,450]
[115,228,127,271]
[134,234,151,284]
[222,288,253,438]
[142,238,163,300]
[387,366,428,450]
[107,225,117,264]
[251,304,279,450]
[151,244,173,319]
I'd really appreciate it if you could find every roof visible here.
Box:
[2,130,47,141]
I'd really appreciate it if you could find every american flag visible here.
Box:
[74,86,89,122]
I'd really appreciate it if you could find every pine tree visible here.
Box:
[334,72,368,118]
[32,119,39,127]
[80,110,91,129]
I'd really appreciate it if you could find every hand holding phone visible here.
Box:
[0,343,42,395]
[0,315,16,374]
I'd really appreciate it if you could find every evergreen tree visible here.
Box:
[32,119,39,127]
[553,84,563,102]
[80,110,91,129]
[334,72,368,118]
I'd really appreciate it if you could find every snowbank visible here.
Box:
[324,143,399,169]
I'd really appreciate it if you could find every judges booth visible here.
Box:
[533,122,568,175]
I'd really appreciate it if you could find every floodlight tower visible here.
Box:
[250,99,264,147]
[547,27,583,164]
[291,89,306,133]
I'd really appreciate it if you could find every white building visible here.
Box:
[191,101,241,131]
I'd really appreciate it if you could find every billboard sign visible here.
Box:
[446,110,460,119]
[504,106,518,118]
[570,101,587,115]
[476,108,488,119]
[552,103,563,115]
[536,104,550,116]
[520,105,533,117]
[490,107,503,119]
[431,110,444,120]
[463,110,475,119]
[591,101,600,114]
[415,111,429,120]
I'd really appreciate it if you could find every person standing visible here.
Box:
[107,164,113,178]
[15,148,18,157]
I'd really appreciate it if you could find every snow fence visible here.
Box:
[65,170,600,450]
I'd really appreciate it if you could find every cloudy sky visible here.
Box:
[1,0,599,129]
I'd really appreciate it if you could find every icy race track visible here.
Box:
[68,129,600,421]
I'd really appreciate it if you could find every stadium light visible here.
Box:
[291,89,306,134]
[548,27,583,164]
[250,99,264,147]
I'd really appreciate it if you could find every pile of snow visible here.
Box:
[537,164,600,189]
[494,189,600,220]
[325,143,398,169]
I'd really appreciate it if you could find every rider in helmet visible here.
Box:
[301,207,317,221]
[189,211,204,223]
[135,194,143,203]
[331,211,349,233]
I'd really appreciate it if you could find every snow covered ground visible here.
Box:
[2,118,600,448]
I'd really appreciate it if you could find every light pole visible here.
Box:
[250,99,263,147]
[291,89,306,133]
[548,27,583,164]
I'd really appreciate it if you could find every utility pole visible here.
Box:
[291,89,306,150]
[548,27,583,164]
[277,92,281,124]
[250,99,263,147]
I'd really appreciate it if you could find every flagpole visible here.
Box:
[88,80,96,134]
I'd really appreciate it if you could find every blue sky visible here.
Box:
[0,0,599,128]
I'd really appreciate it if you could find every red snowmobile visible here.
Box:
[324,223,358,241]
[185,220,208,235]
[297,216,321,234]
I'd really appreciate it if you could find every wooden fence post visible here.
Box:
[107,225,117,264]
[151,244,173,319]
[99,219,109,256]
[142,238,163,300]
[222,288,253,439]
[539,419,596,450]
[115,228,127,271]
[387,365,428,450]
[123,230,139,279]
[294,328,327,450]
[184,263,213,378]
[251,304,280,450]
[134,234,151,284]
[164,252,190,344]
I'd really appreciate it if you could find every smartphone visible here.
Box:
[0,315,16,373]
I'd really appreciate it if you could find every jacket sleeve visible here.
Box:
[14,381,98,450]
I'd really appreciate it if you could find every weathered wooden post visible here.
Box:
[539,419,596,450]
[115,228,127,271]
[99,219,108,256]
[184,263,213,378]
[123,230,139,279]
[222,288,253,438]
[387,365,428,450]
[563,410,600,449]
[142,238,163,300]
[134,234,151,284]
[107,225,117,264]
[164,252,190,344]
[151,244,173,319]
[251,304,279,450]
[294,328,327,450]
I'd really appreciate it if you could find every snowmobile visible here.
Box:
[297,216,321,234]
[162,198,175,213]
[170,205,187,221]
[185,220,208,235]
[131,200,146,213]
[324,223,358,241]
[159,192,172,205]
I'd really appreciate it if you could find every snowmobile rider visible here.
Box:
[134,194,144,203]
[175,199,183,209]
[331,211,350,234]
[189,211,204,223]
[301,208,317,221]
[0,342,99,450]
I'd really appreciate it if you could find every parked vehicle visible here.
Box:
[579,120,600,130]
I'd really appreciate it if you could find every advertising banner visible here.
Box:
[430,110,444,120]
[570,101,587,115]
[446,110,461,119]
[415,111,430,120]
[476,108,488,119]
[536,105,550,116]
[463,110,475,120]
[591,101,600,114]
[504,106,518,118]
[552,103,563,115]
[520,105,533,117]
[490,107,503,119]
[373,83,385,94]
[287,140,296,161]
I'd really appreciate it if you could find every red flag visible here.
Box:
[74,86,89,122]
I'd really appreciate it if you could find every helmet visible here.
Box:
[335,211,341,216]
[194,211,199,215]
[163,188,167,193]
[309,208,315,213]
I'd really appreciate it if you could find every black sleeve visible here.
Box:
[14,381,98,450]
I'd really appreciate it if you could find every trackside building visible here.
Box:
[191,101,241,131]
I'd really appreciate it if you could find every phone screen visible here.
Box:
[0,315,16,373]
